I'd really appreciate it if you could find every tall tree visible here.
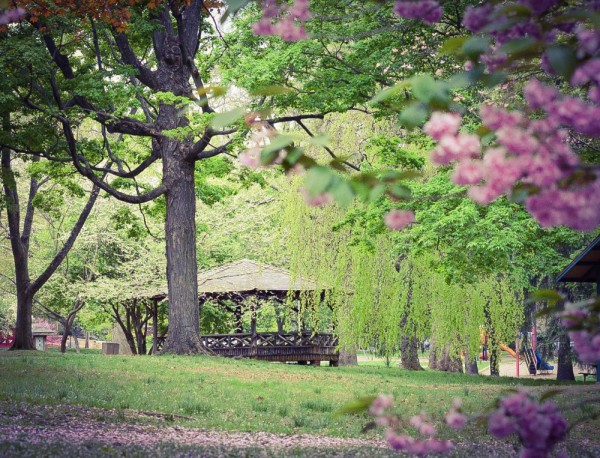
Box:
[0,1,322,353]
[0,145,101,349]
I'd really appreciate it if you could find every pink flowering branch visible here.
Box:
[368,390,568,458]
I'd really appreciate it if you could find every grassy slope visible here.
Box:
[1,349,598,443]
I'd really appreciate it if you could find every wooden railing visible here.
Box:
[200,332,339,365]
[0,331,14,349]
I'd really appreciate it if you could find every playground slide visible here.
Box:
[535,350,554,371]
[499,343,517,359]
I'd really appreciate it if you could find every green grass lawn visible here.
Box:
[0,348,598,458]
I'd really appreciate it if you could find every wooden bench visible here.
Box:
[579,371,597,382]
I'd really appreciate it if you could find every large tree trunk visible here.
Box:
[436,348,463,373]
[465,348,479,375]
[12,292,34,350]
[400,335,424,370]
[557,326,575,381]
[428,343,438,370]
[160,139,205,354]
[338,348,358,366]
[60,319,71,353]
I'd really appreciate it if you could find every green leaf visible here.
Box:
[330,180,355,208]
[389,184,412,199]
[221,0,251,23]
[527,289,562,305]
[448,72,471,90]
[369,184,387,201]
[539,389,563,401]
[285,147,304,164]
[250,85,294,96]
[480,72,507,88]
[307,134,330,147]
[210,107,246,128]
[261,135,294,156]
[368,81,409,105]
[497,37,538,55]
[440,36,469,55]
[198,86,227,97]
[546,45,578,80]
[334,396,377,417]
[462,37,491,59]
[497,4,533,16]
[411,75,449,106]
[399,103,428,129]
[305,166,334,196]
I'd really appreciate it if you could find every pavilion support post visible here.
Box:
[235,305,243,333]
[596,269,599,384]
[250,300,257,357]
[152,298,158,355]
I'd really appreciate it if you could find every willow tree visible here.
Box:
[282,184,429,368]
[427,273,523,375]
[0,1,324,353]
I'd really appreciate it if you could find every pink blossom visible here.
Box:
[392,0,442,25]
[489,391,568,457]
[384,209,415,230]
[431,133,481,165]
[238,148,261,169]
[303,190,332,207]
[561,302,600,362]
[481,51,508,72]
[445,411,467,429]
[524,79,558,110]
[576,25,600,58]
[496,127,539,155]
[463,4,493,32]
[0,7,25,25]
[252,18,275,36]
[251,0,310,41]
[488,411,517,438]
[481,147,523,193]
[369,394,394,416]
[571,58,600,86]
[274,18,308,41]
[452,160,483,185]
[423,111,461,141]
[480,105,524,130]
[289,0,312,21]
[589,87,600,104]
[467,184,501,205]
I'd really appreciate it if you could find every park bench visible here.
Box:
[577,363,597,382]
[579,372,595,382]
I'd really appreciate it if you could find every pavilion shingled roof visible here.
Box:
[557,234,600,283]
[196,259,318,295]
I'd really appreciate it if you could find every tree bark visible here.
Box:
[73,331,80,353]
[428,343,438,370]
[465,348,479,375]
[557,325,575,381]
[400,335,424,370]
[436,348,463,373]
[60,317,74,353]
[13,292,34,350]
[159,139,206,354]
[338,348,358,366]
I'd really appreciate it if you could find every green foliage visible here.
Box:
[364,135,425,170]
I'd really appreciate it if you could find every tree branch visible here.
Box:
[114,33,158,90]
[20,156,41,250]
[194,139,235,160]
[296,119,360,171]
[266,114,326,125]
[29,181,102,295]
